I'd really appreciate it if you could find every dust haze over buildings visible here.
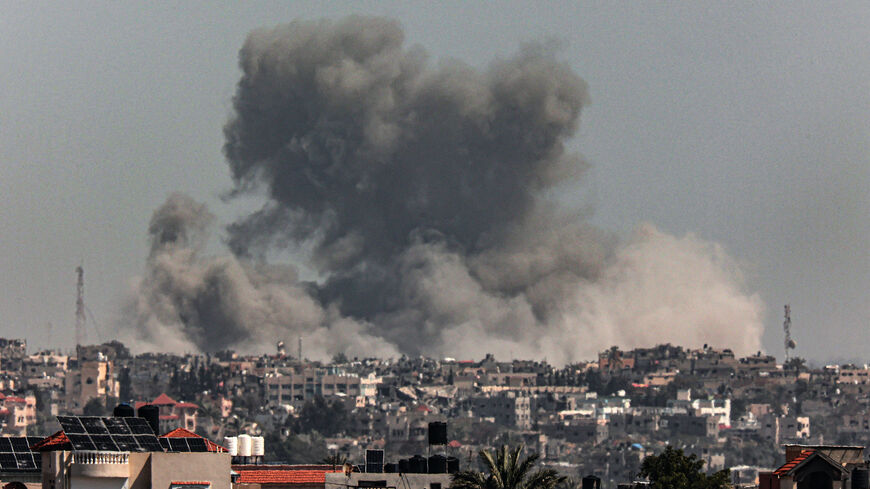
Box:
[123,16,764,364]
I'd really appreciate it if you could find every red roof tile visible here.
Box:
[4,397,26,404]
[31,430,71,451]
[152,393,178,405]
[170,482,211,486]
[176,402,199,409]
[774,449,814,476]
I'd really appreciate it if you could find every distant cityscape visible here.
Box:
[0,337,868,487]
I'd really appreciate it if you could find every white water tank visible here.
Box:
[252,436,265,457]
[238,434,252,457]
[224,436,238,456]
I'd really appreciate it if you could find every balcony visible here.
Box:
[70,451,130,478]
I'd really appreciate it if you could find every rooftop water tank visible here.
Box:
[252,436,265,457]
[238,434,252,457]
[224,437,238,457]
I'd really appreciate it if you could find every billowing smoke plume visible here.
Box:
[125,16,764,363]
[123,193,399,359]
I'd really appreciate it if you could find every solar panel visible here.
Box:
[58,416,86,434]
[27,437,42,449]
[81,417,109,434]
[125,417,155,435]
[0,439,12,452]
[134,435,163,452]
[10,438,30,452]
[0,453,17,470]
[159,438,171,450]
[104,417,132,434]
[67,434,97,451]
[113,435,141,452]
[186,438,208,452]
[14,453,36,470]
[91,435,118,452]
[167,438,189,452]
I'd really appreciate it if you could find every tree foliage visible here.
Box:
[83,397,107,416]
[451,445,565,489]
[639,446,730,489]
[292,396,348,436]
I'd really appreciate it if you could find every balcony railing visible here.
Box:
[72,451,129,465]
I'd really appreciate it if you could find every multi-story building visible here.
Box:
[472,391,531,430]
[263,368,364,407]
[0,393,37,435]
[64,356,119,413]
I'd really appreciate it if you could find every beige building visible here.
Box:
[41,450,230,489]
[1,394,37,435]
[33,415,230,489]
[64,359,119,413]
[263,369,366,407]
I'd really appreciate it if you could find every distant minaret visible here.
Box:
[298,336,303,361]
[75,266,86,347]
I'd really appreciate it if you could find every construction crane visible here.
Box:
[75,265,86,347]
[783,304,796,362]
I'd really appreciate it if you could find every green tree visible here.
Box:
[331,352,349,364]
[322,452,348,469]
[638,446,730,489]
[83,397,107,416]
[118,367,132,402]
[293,396,348,436]
[451,445,565,489]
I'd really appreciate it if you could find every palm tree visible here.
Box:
[451,445,565,489]
[322,452,348,469]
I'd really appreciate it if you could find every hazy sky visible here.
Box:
[1,2,867,362]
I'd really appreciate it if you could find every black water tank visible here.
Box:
[428,422,448,445]
[410,455,428,473]
[582,475,601,489]
[447,457,460,474]
[398,459,410,473]
[428,455,447,473]
[137,404,160,435]
[366,449,384,474]
[113,403,135,417]
[853,468,870,489]
[384,463,397,473]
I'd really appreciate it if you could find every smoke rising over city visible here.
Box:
[124,16,764,363]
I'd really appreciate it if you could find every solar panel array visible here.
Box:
[56,416,164,452]
[0,437,43,472]
[159,437,208,452]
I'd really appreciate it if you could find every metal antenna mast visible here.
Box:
[783,304,796,362]
[75,265,86,347]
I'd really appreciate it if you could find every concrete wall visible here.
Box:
[70,476,128,489]
[327,472,453,489]
[149,452,231,489]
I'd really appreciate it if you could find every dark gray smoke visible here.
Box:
[125,17,764,362]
